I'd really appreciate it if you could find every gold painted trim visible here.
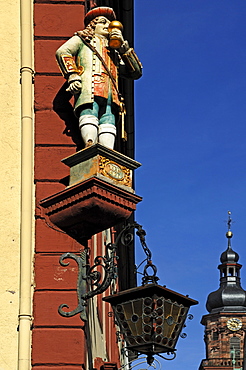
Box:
[99,156,131,187]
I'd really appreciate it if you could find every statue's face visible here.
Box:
[94,16,110,37]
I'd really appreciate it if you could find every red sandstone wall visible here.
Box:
[33,1,120,367]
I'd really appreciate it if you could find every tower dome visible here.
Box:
[206,213,246,313]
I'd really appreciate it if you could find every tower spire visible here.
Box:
[206,212,246,313]
[227,210,232,231]
[226,211,233,248]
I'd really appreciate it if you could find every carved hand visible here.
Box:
[66,80,82,94]
[109,28,124,43]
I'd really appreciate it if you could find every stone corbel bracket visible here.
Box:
[40,175,142,241]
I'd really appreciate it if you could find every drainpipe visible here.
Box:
[19,0,34,366]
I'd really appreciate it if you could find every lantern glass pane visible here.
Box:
[128,317,142,336]
[164,299,172,317]
[132,298,143,315]
[172,302,181,320]
[122,301,133,320]
[121,299,143,336]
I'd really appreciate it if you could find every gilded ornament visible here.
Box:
[99,156,131,186]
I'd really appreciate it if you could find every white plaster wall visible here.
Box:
[0,0,21,367]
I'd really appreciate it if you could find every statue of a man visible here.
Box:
[56,6,142,149]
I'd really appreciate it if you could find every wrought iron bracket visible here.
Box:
[58,242,118,321]
[58,222,158,321]
[58,249,88,321]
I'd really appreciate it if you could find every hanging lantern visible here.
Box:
[56,221,198,362]
[103,283,197,356]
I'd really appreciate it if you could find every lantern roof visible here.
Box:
[103,283,198,307]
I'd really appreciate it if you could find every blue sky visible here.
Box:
[133,1,246,369]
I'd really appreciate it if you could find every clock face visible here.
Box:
[226,318,242,331]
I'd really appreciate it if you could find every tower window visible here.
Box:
[229,267,234,276]
[230,337,240,359]
[212,331,219,340]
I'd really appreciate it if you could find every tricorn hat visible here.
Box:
[84,6,116,27]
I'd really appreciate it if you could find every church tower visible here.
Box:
[199,213,246,370]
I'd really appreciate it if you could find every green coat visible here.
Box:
[56,34,142,116]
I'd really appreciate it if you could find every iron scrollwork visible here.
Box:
[179,312,194,339]
[58,249,88,321]
[58,242,118,321]
[58,222,158,321]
